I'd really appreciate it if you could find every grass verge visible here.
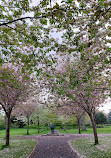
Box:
[70,136,111,158]
[0,138,37,158]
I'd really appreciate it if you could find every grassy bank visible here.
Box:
[71,137,111,158]
[0,138,37,158]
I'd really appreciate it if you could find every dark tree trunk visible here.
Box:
[89,113,99,144]
[27,117,29,135]
[47,123,49,130]
[6,114,11,146]
[5,115,7,129]
[38,116,39,133]
[81,114,86,131]
[77,118,81,134]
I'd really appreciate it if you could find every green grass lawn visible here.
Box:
[0,126,111,158]
[71,137,111,158]
[0,128,50,138]
[59,126,111,134]
[0,126,111,138]
[0,138,37,158]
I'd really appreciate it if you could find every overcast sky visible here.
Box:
[99,98,111,114]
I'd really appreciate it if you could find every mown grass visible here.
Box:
[59,126,111,134]
[0,126,111,158]
[0,138,37,158]
[71,137,111,158]
[0,128,50,138]
[0,126,111,138]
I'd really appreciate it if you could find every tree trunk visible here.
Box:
[47,123,49,130]
[6,114,11,146]
[81,114,86,131]
[38,116,39,133]
[27,117,29,135]
[5,115,7,129]
[89,113,99,144]
[77,118,81,134]
[65,123,67,130]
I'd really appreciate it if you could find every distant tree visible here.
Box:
[81,114,86,131]
[12,97,37,135]
[108,111,111,123]
[0,113,5,130]
[17,119,26,128]
[55,97,85,134]
[31,105,46,133]
[32,104,59,133]
[95,112,107,125]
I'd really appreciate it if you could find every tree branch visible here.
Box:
[6,24,22,33]
[0,15,47,26]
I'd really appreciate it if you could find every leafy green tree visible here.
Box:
[95,112,107,125]
[31,105,48,133]
[108,111,111,123]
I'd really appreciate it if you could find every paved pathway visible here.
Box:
[29,135,80,158]
[21,134,93,158]
[17,134,111,158]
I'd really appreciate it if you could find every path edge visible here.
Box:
[27,140,38,158]
[68,140,84,158]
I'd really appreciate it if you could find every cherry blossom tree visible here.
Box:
[29,104,43,134]
[12,97,37,135]
[55,97,85,134]
[44,55,108,144]
[0,64,32,145]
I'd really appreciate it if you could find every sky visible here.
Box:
[99,98,111,114]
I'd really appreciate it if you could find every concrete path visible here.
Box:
[29,135,80,158]
[17,134,111,158]
[24,134,93,158]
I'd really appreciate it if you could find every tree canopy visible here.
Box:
[0,0,110,73]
